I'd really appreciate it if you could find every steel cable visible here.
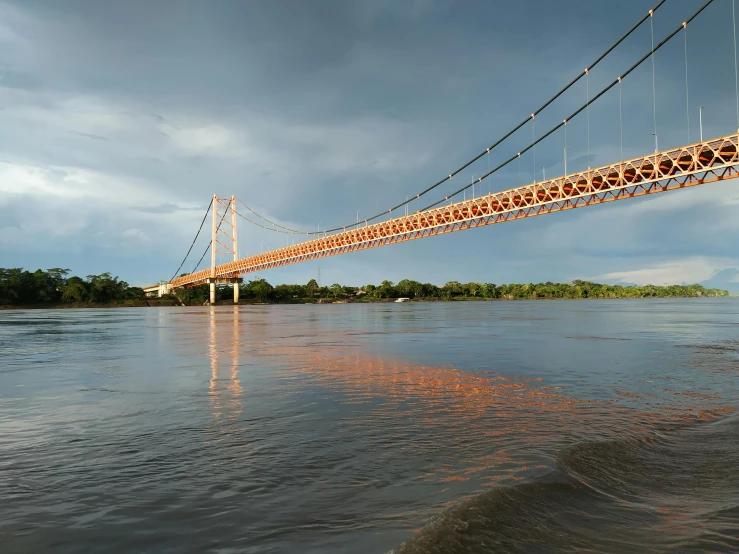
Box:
[419,0,714,212]
[187,201,311,283]
[233,206,300,234]
[319,0,667,233]
[169,199,213,281]
[651,11,658,152]
[684,24,690,142]
[235,197,317,235]
[184,0,709,264]
[587,69,591,168]
[211,1,666,238]
[191,241,211,275]
[619,79,624,161]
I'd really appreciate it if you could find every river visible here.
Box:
[1,299,738,553]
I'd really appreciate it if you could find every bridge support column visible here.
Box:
[207,277,241,305]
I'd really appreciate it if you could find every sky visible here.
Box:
[1,0,738,291]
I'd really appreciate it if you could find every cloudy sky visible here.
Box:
[1,0,738,290]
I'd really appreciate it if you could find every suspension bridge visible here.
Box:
[145,0,739,303]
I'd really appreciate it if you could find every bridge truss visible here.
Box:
[171,134,739,289]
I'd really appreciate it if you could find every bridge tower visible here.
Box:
[210,195,242,305]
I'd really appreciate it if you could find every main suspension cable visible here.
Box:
[169,199,213,281]
[419,0,714,212]
[235,197,317,235]
[189,0,667,241]
[233,205,300,234]
[181,0,710,266]
[191,241,211,275]
[319,0,667,233]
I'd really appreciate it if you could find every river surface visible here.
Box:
[1,299,738,553]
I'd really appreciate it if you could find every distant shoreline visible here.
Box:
[1,295,734,311]
[2,269,730,309]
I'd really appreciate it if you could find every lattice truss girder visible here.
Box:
[171,134,739,288]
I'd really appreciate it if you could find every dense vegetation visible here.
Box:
[177,278,730,305]
[0,268,145,306]
[0,269,729,308]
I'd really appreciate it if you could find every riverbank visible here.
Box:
[0,298,180,310]
[1,269,731,309]
[1,295,735,310]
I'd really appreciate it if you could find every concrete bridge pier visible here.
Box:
[207,277,243,305]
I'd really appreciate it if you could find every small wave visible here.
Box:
[677,339,739,353]
[391,415,739,553]
[567,335,633,341]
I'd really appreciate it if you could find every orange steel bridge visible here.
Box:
[149,0,739,303]
[170,134,739,290]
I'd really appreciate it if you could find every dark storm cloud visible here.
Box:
[0,0,737,285]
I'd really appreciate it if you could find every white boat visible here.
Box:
[394,297,410,303]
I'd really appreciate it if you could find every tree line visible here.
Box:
[0,269,729,307]
[177,277,730,305]
[0,268,145,306]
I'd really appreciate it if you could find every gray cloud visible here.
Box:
[701,268,739,293]
[74,131,108,141]
[0,68,42,90]
[132,203,205,215]
[0,0,738,286]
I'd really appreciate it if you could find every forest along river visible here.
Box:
[0,299,738,553]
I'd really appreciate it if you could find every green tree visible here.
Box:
[442,281,462,298]
[86,273,128,303]
[466,282,483,297]
[481,283,497,298]
[61,276,88,303]
[306,279,319,299]
[374,280,396,299]
[396,279,423,298]
[179,284,210,305]
[420,283,440,298]
[247,278,274,302]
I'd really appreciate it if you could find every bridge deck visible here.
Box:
[170,134,739,288]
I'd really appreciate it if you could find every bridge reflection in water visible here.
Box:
[208,306,243,424]
[199,307,733,487]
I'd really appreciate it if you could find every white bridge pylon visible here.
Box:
[208,195,242,304]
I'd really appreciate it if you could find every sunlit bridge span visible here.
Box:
[146,0,739,302]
